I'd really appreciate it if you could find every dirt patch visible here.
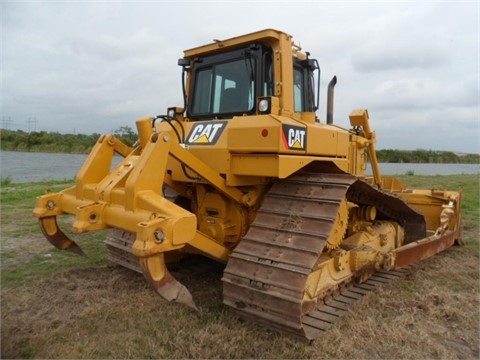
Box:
[1,235,53,270]
[2,266,149,358]
[2,246,479,359]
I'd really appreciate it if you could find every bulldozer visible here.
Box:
[33,29,462,340]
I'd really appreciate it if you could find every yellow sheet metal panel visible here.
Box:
[230,154,349,178]
[227,115,284,153]
[304,125,350,158]
[183,29,288,58]
[227,115,350,157]
[397,190,462,233]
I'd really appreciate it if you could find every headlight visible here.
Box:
[258,97,271,114]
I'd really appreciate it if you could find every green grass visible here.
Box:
[1,234,108,288]
[1,175,478,359]
[0,179,108,287]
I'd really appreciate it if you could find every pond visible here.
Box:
[0,150,478,183]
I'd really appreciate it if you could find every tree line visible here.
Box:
[0,127,137,153]
[1,128,478,163]
[374,149,479,164]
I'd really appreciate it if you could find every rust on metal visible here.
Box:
[39,216,86,256]
[392,230,459,269]
[139,253,198,311]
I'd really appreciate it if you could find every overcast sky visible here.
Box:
[2,1,479,152]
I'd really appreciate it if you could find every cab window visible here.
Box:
[191,57,255,117]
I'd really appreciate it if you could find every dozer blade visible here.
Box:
[390,230,460,269]
[139,253,198,311]
[39,216,86,257]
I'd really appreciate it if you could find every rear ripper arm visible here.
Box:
[33,117,257,308]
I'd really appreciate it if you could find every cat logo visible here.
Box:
[281,125,307,150]
[186,121,227,145]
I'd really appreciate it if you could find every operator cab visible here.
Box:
[181,43,319,121]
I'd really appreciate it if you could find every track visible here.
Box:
[105,230,142,273]
[236,267,410,340]
[222,172,420,340]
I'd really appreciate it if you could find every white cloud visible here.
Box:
[1,1,479,152]
[370,77,476,110]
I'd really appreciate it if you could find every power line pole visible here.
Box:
[27,117,38,132]
[1,116,12,129]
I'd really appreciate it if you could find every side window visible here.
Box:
[192,68,213,114]
[263,53,273,96]
[293,58,319,113]
[293,67,303,112]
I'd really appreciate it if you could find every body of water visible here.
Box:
[0,150,478,183]
[364,162,479,176]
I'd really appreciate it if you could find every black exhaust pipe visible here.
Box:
[326,76,337,124]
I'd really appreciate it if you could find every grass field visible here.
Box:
[1,175,479,359]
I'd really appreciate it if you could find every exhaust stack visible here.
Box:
[327,76,337,124]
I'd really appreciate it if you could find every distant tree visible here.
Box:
[462,154,480,163]
[374,149,478,164]
[114,126,138,147]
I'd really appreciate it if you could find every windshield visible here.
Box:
[191,56,256,117]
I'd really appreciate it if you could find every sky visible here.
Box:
[1,1,479,153]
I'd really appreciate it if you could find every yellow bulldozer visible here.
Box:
[33,29,462,340]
